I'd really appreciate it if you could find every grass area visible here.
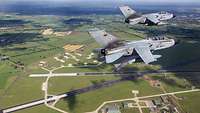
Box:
[0,61,22,93]
[176,92,200,113]
[48,76,120,95]
[0,76,46,108]
[121,108,140,113]
[54,64,114,73]
[55,79,162,113]
[142,108,150,113]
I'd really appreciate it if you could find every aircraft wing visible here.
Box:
[146,15,160,24]
[135,45,157,64]
[88,29,118,47]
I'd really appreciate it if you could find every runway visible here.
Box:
[29,70,200,77]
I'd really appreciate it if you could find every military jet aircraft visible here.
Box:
[89,29,175,70]
[119,6,175,26]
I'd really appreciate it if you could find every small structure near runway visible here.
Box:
[42,28,72,37]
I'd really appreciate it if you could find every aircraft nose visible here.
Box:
[173,14,176,18]
[125,19,130,23]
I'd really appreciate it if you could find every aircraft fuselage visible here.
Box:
[128,12,175,25]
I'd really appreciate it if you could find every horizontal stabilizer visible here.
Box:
[135,45,157,64]
[113,55,137,71]
[114,62,128,71]
[153,55,162,59]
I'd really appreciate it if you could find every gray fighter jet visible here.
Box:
[89,29,175,70]
[119,6,175,26]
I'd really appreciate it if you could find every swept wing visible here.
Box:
[88,29,118,47]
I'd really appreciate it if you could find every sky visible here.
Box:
[0,0,200,8]
[0,0,200,4]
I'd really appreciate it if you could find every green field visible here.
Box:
[0,61,19,89]
[177,92,200,113]
[0,12,200,113]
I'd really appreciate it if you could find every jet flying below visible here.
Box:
[119,6,176,26]
[89,29,175,70]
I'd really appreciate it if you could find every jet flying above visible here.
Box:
[89,29,175,70]
[119,6,175,26]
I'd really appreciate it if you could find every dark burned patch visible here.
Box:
[0,19,29,27]
[63,18,93,26]
[105,40,125,50]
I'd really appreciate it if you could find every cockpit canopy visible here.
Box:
[151,36,168,40]
[159,11,168,14]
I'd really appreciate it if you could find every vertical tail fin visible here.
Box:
[119,6,136,19]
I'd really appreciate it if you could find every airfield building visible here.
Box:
[101,105,121,113]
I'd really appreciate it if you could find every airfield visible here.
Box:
[0,8,200,113]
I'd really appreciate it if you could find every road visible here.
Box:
[29,70,200,77]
